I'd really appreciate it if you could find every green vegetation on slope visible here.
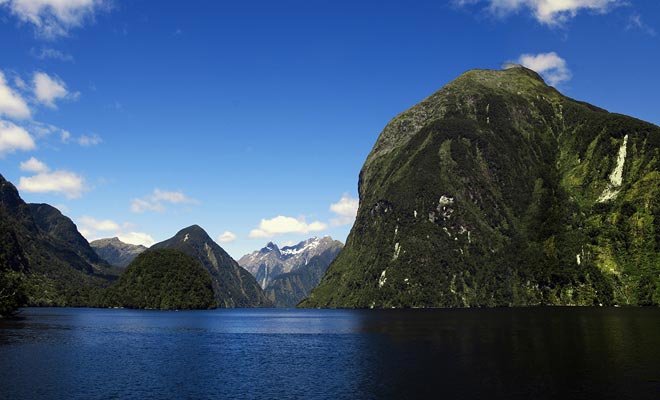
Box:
[1,175,119,310]
[108,249,216,310]
[303,67,660,308]
[151,225,271,308]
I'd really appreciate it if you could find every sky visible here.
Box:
[0,0,659,258]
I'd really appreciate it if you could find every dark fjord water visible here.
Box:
[1,308,660,400]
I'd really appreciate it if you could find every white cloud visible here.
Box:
[249,216,327,238]
[130,189,198,213]
[330,193,359,226]
[77,133,101,146]
[0,71,31,119]
[75,215,154,247]
[117,232,154,247]
[78,216,120,231]
[217,231,237,243]
[31,47,74,62]
[33,72,76,108]
[514,52,571,86]
[0,119,36,155]
[1,0,108,38]
[20,156,49,173]
[456,0,621,26]
[18,165,86,198]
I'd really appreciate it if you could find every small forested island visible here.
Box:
[106,249,215,310]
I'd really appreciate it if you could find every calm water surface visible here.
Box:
[1,307,660,399]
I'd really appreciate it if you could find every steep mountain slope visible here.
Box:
[29,203,106,266]
[108,249,215,310]
[303,66,660,308]
[264,244,343,307]
[151,225,270,307]
[0,174,117,307]
[239,237,343,288]
[91,237,147,268]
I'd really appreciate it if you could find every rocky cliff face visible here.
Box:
[303,66,660,308]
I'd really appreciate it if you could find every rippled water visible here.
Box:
[1,307,660,399]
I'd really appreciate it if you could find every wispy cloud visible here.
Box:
[0,120,36,155]
[329,193,359,226]
[0,71,31,119]
[455,0,622,26]
[511,52,571,86]
[33,71,78,108]
[30,47,74,62]
[627,13,656,36]
[249,216,327,238]
[77,133,101,146]
[217,231,237,243]
[130,189,199,213]
[0,0,109,39]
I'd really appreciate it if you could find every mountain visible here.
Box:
[264,243,343,307]
[239,236,343,288]
[29,203,106,266]
[302,66,660,308]
[0,174,118,309]
[91,237,147,268]
[108,249,215,310]
[151,225,270,307]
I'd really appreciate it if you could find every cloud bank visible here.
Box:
[249,216,327,238]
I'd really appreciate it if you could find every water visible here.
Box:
[1,307,660,399]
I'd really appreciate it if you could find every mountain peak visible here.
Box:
[175,225,211,242]
[151,225,270,307]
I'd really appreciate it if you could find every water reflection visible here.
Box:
[1,307,660,399]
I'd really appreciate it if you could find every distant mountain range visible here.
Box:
[239,237,342,288]
[90,237,147,268]
[239,237,343,307]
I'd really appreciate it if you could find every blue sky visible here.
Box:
[0,0,658,258]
